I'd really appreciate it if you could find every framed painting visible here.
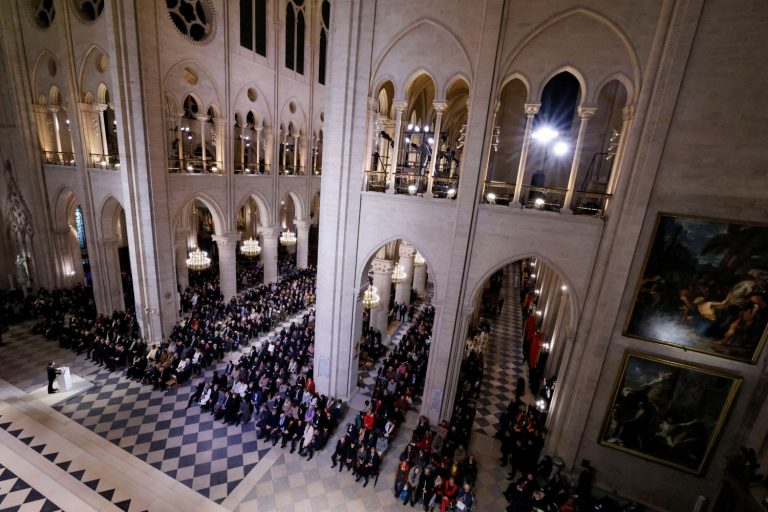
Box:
[600,352,741,474]
[625,214,768,363]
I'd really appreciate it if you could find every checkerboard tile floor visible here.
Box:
[54,311,309,504]
[472,267,528,437]
[0,463,62,512]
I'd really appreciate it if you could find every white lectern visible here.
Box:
[56,367,72,391]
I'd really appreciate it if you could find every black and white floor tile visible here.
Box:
[54,311,308,504]
[0,463,62,512]
[472,268,528,437]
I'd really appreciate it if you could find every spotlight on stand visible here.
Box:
[407,184,417,196]
[534,197,546,209]
[486,192,497,205]
[447,188,457,199]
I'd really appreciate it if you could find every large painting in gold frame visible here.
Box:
[625,213,768,363]
[600,351,741,474]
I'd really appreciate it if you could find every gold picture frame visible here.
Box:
[624,213,768,363]
[600,351,741,475]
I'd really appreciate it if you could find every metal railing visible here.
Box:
[234,162,271,175]
[432,176,459,199]
[168,158,223,174]
[481,180,516,205]
[519,185,568,211]
[279,164,305,176]
[572,191,611,217]
[88,153,120,170]
[364,171,388,192]
[393,172,428,195]
[41,151,76,166]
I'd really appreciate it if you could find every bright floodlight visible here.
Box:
[532,126,559,143]
[407,123,414,130]
[428,137,435,145]
[534,197,546,208]
[553,141,569,156]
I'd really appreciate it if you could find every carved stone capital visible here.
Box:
[257,226,279,239]
[371,257,393,275]
[212,232,241,249]
[392,100,408,113]
[524,103,541,116]
[577,105,598,119]
[399,242,416,259]
[432,101,448,114]
[194,114,210,122]
[622,105,636,122]
[294,219,310,232]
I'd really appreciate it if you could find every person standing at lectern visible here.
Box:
[47,362,58,393]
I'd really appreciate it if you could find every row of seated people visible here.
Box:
[328,305,436,493]
[388,326,488,511]
[236,262,264,291]
[30,268,316,403]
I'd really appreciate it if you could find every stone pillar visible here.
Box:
[258,226,279,284]
[387,100,408,194]
[174,228,189,292]
[96,104,109,160]
[363,97,377,174]
[544,291,569,377]
[213,233,240,300]
[175,114,185,169]
[196,114,208,172]
[413,262,427,298]
[370,258,393,337]
[563,105,597,212]
[99,238,124,313]
[426,102,447,196]
[281,131,288,172]
[394,242,416,305]
[605,105,636,214]
[53,227,81,287]
[33,105,54,154]
[295,219,310,269]
[512,103,540,204]
[214,119,226,171]
[255,125,263,171]
[50,107,63,154]
[294,133,300,172]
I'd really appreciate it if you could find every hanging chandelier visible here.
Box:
[280,230,297,246]
[391,262,407,284]
[362,285,380,310]
[240,238,261,257]
[186,247,211,271]
[414,252,426,267]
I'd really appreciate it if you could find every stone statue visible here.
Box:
[15,254,30,287]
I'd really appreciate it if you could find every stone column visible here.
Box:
[53,227,80,287]
[281,131,288,173]
[50,107,63,155]
[427,102,447,196]
[544,291,569,377]
[99,237,124,313]
[214,119,225,172]
[174,228,190,292]
[213,233,240,300]
[370,258,393,337]
[175,114,185,169]
[563,105,597,212]
[387,100,408,194]
[294,219,310,269]
[294,133,300,172]
[196,114,208,172]
[96,104,109,160]
[605,105,636,214]
[258,226,279,284]
[512,103,540,204]
[33,105,54,154]
[394,242,416,305]
[413,261,427,298]
[255,125,263,172]
[363,97,377,174]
